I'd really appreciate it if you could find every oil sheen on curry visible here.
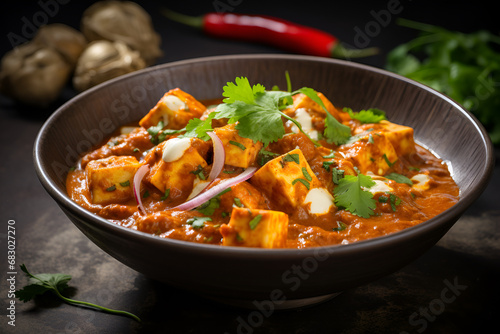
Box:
[66,78,459,248]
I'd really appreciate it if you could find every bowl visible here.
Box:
[34,54,494,308]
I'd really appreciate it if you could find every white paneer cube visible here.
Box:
[147,138,208,194]
[213,123,263,168]
[221,207,288,248]
[85,155,140,205]
[251,148,324,212]
[139,88,206,130]
[342,131,399,175]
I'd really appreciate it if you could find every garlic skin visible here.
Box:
[73,40,146,92]
[80,1,162,66]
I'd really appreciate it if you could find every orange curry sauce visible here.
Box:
[66,89,459,248]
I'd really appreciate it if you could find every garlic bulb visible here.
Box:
[0,23,86,107]
[0,42,72,107]
[32,23,87,67]
[73,40,146,92]
[81,1,162,66]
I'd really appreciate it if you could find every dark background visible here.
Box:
[1,1,499,333]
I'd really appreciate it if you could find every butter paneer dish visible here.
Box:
[66,77,459,248]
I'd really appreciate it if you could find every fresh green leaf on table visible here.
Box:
[15,264,141,322]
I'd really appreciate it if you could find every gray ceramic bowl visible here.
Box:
[34,54,494,308]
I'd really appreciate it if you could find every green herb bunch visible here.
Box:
[386,18,500,144]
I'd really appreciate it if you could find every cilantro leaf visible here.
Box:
[15,264,141,322]
[334,173,376,218]
[295,87,351,145]
[184,112,214,141]
[344,107,387,123]
[222,76,265,104]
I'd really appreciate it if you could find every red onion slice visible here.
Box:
[173,167,257,211]
[133,164,150,214]
[206,131,225,182]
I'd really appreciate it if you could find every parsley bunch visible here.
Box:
[185,76,351,146]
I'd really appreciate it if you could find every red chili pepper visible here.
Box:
[162,9,378,59]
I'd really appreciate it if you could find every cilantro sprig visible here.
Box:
[15,264,141,322]
[185,76,351,146]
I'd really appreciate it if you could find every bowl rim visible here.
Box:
[33,53,495,258]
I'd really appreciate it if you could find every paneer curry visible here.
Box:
[66,77,459,248]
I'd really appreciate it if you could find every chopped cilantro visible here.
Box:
[258,148,279,166]
[142,190,150,198]
[229,140,246,150]
[249,214,263,230]
[382,153,397,167]
[119,180,130,187]
[196,188,232,215]
[302,167,312,181]
[323,151,335,159]
[333,173,376,218]
[332,221,347,232]
[292,178,310,190]
[385,173,413,186]
[378,195,389,203]
[233,197,244,207]
[186,217,211,229]
[190,165,206,180]
[196,197,220,215]
[106,185,116,192]
[147,121,184,145]
[323,161,334,171]
[389,193,401,212]
[282,153,300,165]
[160,188,170,201]
[331,167,345,185]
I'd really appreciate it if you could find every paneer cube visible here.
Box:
[221,207,288,248]
[354,120,416,157]
[251,148,324,212]
[377,120,416,156]
[213,123,263,168]
[139,88,206,130]
[147,138,208,195]
[219,181,267,211]
[85,156,140,205]
[342,131,399,176]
